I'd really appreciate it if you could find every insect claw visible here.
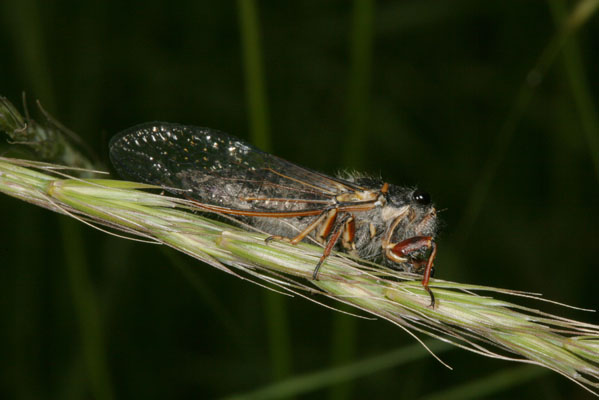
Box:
[265,235,290,244]
[265,236,276,243]
[312,260,324,280]
[425,285,436,308]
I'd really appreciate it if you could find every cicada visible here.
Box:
[109,122,439,305]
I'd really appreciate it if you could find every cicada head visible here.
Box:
[385,186,437,240]
[381,185,438,273]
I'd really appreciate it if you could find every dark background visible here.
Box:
[1,1,598,399]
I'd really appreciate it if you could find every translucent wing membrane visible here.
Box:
[109,122,364,213]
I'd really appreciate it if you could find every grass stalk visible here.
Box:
[1,156,598,397]
[548,0,599,182]
[238,0,292,384]
[221,341,452,400]
[332,1,375,398]
[456,0,599,240]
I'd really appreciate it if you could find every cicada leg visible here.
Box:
[341,217,356,253]
[388,236,437,307]
[312,213,353,280]
[265,209,355,280]
[266,208,337,246]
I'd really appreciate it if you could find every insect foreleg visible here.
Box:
[387,236,437,307]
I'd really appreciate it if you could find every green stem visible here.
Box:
[332,2,374,399]
[237,0,292,385]
[456,0,599,240]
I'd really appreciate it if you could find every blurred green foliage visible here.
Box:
[0,1,597,399]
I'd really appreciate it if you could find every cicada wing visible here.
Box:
[109,122,363,213]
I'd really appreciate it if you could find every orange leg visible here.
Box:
[265,208,347,279]
[341,217,356,251]
[266,208,336,244]
[312,214,352,280]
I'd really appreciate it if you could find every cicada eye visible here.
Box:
[412,190,431,206]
